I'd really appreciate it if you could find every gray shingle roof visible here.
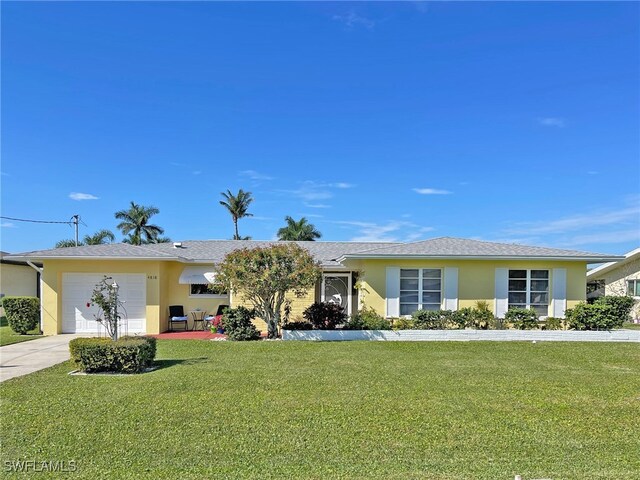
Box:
[6,237,620,264]
[142,240,399,266]
[337,237,619,260]
[8,243,179,260]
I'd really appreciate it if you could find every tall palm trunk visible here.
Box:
[234,218,239,240]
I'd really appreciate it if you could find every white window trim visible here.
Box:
[399,268,443,316]
[508,269,549,316]
[321,273,352,316]
[627,279,640,298]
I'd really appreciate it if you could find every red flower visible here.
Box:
[86,303,91,308]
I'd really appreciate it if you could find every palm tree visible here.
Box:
[55,239,81,248]
[55,229,116,248]
[219,189,254,240]
[83,229,116,245]
[115,201,165,245]
[277,216,322,241]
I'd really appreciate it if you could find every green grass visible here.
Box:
[1,341,639,479]
[622,322,640,330]
[0,316,42,346]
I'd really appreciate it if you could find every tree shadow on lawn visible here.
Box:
[153,357,210,371]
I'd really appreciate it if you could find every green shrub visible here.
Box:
[451,308,474,329]
[343,307,391,330]
[221,307,261,341]
[542,317,564,330]
[565,296,632,331]
[391,317,414,330]
[1,296,40,334]
[505,308,540,330]
[412,310,454,329]
[302,302,347,330]
[69,336,156,373]
[594,296,635,322]
[471,301,496,329]
[282,320,313,330]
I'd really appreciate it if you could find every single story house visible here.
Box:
[7,237,621,335]
[587,247,640,320]
[0,251,41,317]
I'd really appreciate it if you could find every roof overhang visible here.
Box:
[4,255,183,262]
[587,247,640,279]
[179,266,217,285]
[337,254,624,263]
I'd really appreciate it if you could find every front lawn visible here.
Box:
[1,341,638,479]
[0,316,42,346]
[623,322,640,330]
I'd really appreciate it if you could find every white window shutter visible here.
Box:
[495,268,508,318]
[552,268,567,318]
[443,267,459,311]
[386,267,400,317]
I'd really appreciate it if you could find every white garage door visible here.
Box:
[62,273,147,334]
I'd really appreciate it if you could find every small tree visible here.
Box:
[216,244,322,338]
[89,276,125,340]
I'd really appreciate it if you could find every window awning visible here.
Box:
[178,266,217,285]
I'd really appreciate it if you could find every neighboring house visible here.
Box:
[6,237,620,335]
[586,247,640,321]
[0,251,41,317]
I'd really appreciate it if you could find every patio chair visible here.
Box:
[168,305,189,332]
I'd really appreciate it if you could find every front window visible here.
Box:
[400,268,442,316]
[508,269,548,316]
[189,283,227,297]
[627,279,640,297]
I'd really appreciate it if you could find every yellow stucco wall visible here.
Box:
[41,260,163,335]
[349,259,587,317]
[39,257,589,335]
[0,263,39,316]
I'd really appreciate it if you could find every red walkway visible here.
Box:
[151,331,226,340]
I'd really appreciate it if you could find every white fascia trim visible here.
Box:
[587,248,640,279]
[7,255,183,262]
[336,254,624,263]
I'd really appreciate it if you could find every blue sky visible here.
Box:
[2,2,639,255]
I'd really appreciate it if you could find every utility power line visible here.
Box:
[1,215,87,246]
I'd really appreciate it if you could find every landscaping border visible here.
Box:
[282,329,640,342]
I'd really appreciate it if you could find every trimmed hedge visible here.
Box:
[69,336,156,373]
[282,320,314,330]
[2,296,40,334]
[505,307,540,330]
[566,296,635,331]
[343,307,392,330]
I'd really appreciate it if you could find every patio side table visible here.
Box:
[189,310,207,331]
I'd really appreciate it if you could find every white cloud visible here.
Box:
[298,213,324,218]
[331,182,355,189]
[538,117,566,128]
[247,216,274,221]
[240,170,274,181]
[413,188,452,195]
[336,220,434,242]
[557,229,640,247]
[1,222,15,228]
[69,192,99,201]
[192,170,202,176]
[333,11,376,29]
[505,205,640,236]
[304,203,331,209]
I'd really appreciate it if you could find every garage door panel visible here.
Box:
[62,273,146,334]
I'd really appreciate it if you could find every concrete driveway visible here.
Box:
[0,335,84,383]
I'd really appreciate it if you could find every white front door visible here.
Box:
[321,274,352,315]
[62,273,146,334]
